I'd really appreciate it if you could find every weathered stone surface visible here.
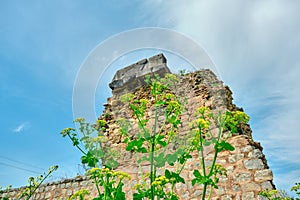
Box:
[241,182,260,192]
[248,149,263,159]
[261,181,274,190]
[232,184,241,192]
[234,172,252,182]
[254,169,273,181]
[221,194,232,200]
[242,192,254,200]
[244,159,265,169]
[109,53,170,92]
[228,153,244,163]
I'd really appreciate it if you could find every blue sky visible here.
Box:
[1,0,300,195]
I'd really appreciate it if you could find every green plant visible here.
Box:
[178,69,187,76]
[259,183,300,200]
[189,108,249,199]
[0,185,12,200]
[68,189,90,200]
[118,74,249,200]
[86,168,130,200]
[120,74,186,200]
[61,118,128,200]
[19,165,58,200]
[62,72,251,200]
[291,183,300,199]
[60,118,118,169]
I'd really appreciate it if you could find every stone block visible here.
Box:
[182,191,190,199]
[254,169,273,181]
[242,192,254,200]
[233,172,252,182]
[228,154,244,163]
[232,184,241,192]
[248,149,263,159]
[221,194,232,200]
[261,181,274,190]
[193,190,202,197]
[45,192,52,199]
[241,145,254,153]
[241,182,260,192]
[226,166,234,174]
[244,159,264,169]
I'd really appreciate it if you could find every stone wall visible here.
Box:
[1,54,275,199]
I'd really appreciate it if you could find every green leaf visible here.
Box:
[178,152,192,164]
[192,179,198,186]
[144,130,150,139]
[155,152,166,167]
[81,152,99,167]
[133,193,145,200]
[172,172,185,184]
[165,154,177,166]
[219,140,235,151]
[203,139,211,146]
[126,141,134,151]
[156,135,167,147]
[138,155,150,164]
[170,195,178,200]
[124,138,129,143]
[165,169,171,179]
[211,137,217,144]
[193,170,202,178]
[155,100,165,106]
[115,182,126,200]
[136,138,145,148]
[139,147,147,153]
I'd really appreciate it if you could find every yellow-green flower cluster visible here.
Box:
[259,189,282,199]
[92,136,108,143]
[68,189,90,200]
[166,100,182,115]
[211,164,227,176]
[133,183,146,190]
[74,118,85,123]
[164,93,175,100]
[151,176,169,186]
[97,119,108,127]
[190,118,210,129]
[197,107,211,116]
[87,167,131,180]
[139,98,149,106]
[231,111,250,123]
[60,128,75,137]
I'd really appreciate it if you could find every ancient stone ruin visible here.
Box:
[1,54,275,199]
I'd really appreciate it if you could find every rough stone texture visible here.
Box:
[1,54,275,199]
[109,53,170,95]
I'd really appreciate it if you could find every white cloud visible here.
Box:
[13,122,30,133]
[143,0,300,191]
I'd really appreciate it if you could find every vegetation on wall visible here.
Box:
[60,74,251,200]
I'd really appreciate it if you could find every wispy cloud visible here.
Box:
[143,0,300,192]
[13,122,30,133]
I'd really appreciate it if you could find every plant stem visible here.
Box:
[67,133,87,156]
[208,184,213,199]
[150,82,159,200]
[94,176,101,197]
[202,183,208,200]
[198,127,208,200]
[27,171,52,200]
[208,125,224,177]
[105,174,109,200]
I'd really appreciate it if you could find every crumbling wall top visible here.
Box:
[109,53,170,91]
